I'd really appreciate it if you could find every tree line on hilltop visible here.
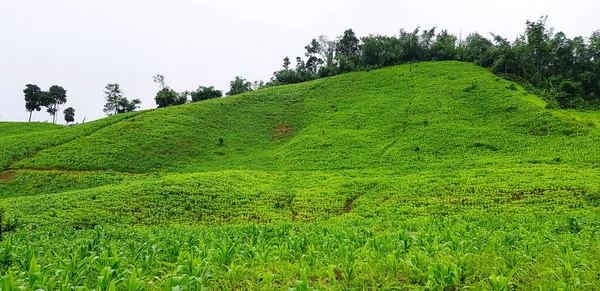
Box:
[23,84,74,124]
[264,16,600,109]
[23,17,600,124]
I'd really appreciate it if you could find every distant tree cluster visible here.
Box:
[265,17,600,109]
[23,16,599,123]
[152,74,226,108]
[191,86,223,102]
[103,83,141,115]
[23,84,71,124]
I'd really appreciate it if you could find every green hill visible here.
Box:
[0,122,62,138]
[1,61,599,290]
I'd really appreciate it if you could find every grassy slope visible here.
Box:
[0,122,62,138]
[1,61,600,290]
[11,62,600,173]
[0,112,141,170]
[3,61,599,226]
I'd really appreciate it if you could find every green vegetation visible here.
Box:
[0,112,141,170]
[266,18,600,110]
[23,84,69,124]
[103,83,141,116]
[0,122,61,138]
[20,18,600,123]
[1,62,600,290]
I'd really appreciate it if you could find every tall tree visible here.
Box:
[63,107,75,125]
[489,34,519,75]
[397,28,423,62]
[361,35,401,67]
[152,74,185,107]
[524,17,552,83]
[43,85,67,124]
[103,83,124,115]
[431,30,457,60]
[304,38,324,74]
[282,57,291,70]
[459,33,494,66]
[226,76,252,96]
[23,84,43,122]
[103,83,141,115]
[336,29,362,72]
[153,74,166,90]
[337,29,360,56]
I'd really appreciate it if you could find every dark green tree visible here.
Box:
[191,86,223,102]
[282,57,291,70]
[523,17,552,83]
[116,98,142,113]
[43,85,67,124]
[397,28,423,62]
[419,27,437,59]
[226,76,252,96]
[305,39,324,74]
[272,55,318,85]
[104,83,141,115]
[177,91,190,104]
[152,74,185,107]
[459,33,494,66]
[337,29,360,56]
[103,83,124,115]
[155,88,180,108]
[489,34,519,75]
[431,30,457,60]
[361,35,401,67]
[336,29,362,72]
[63,107,75,125]
[23,84,43,122]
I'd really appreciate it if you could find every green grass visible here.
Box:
[0,112,141,170]
[1,61,600,290]
[11,62,599,173]
[0,122,62,138]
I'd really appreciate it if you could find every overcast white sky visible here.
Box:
[1,0,598,123]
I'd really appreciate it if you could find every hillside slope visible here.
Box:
[1,61,600,290]
[0,112,141,170]
[2,61,600,226]
[9,61,600,174]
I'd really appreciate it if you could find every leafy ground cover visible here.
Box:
[0,112,141,170]
[1,61,599,290]
[0,123,61,138]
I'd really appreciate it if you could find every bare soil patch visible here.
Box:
[274,123,293,138]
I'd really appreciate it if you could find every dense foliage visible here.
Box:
[103,83,142,115]
[23,85,43,122]
[63,107,75,125]
[44,85,68,124]
[226,76,253,96]
[23,84,69,123]
[190,86,223,102]
[267,17,600,109]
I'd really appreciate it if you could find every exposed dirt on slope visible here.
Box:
[274,124,293,138]
[0,171,14,182]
